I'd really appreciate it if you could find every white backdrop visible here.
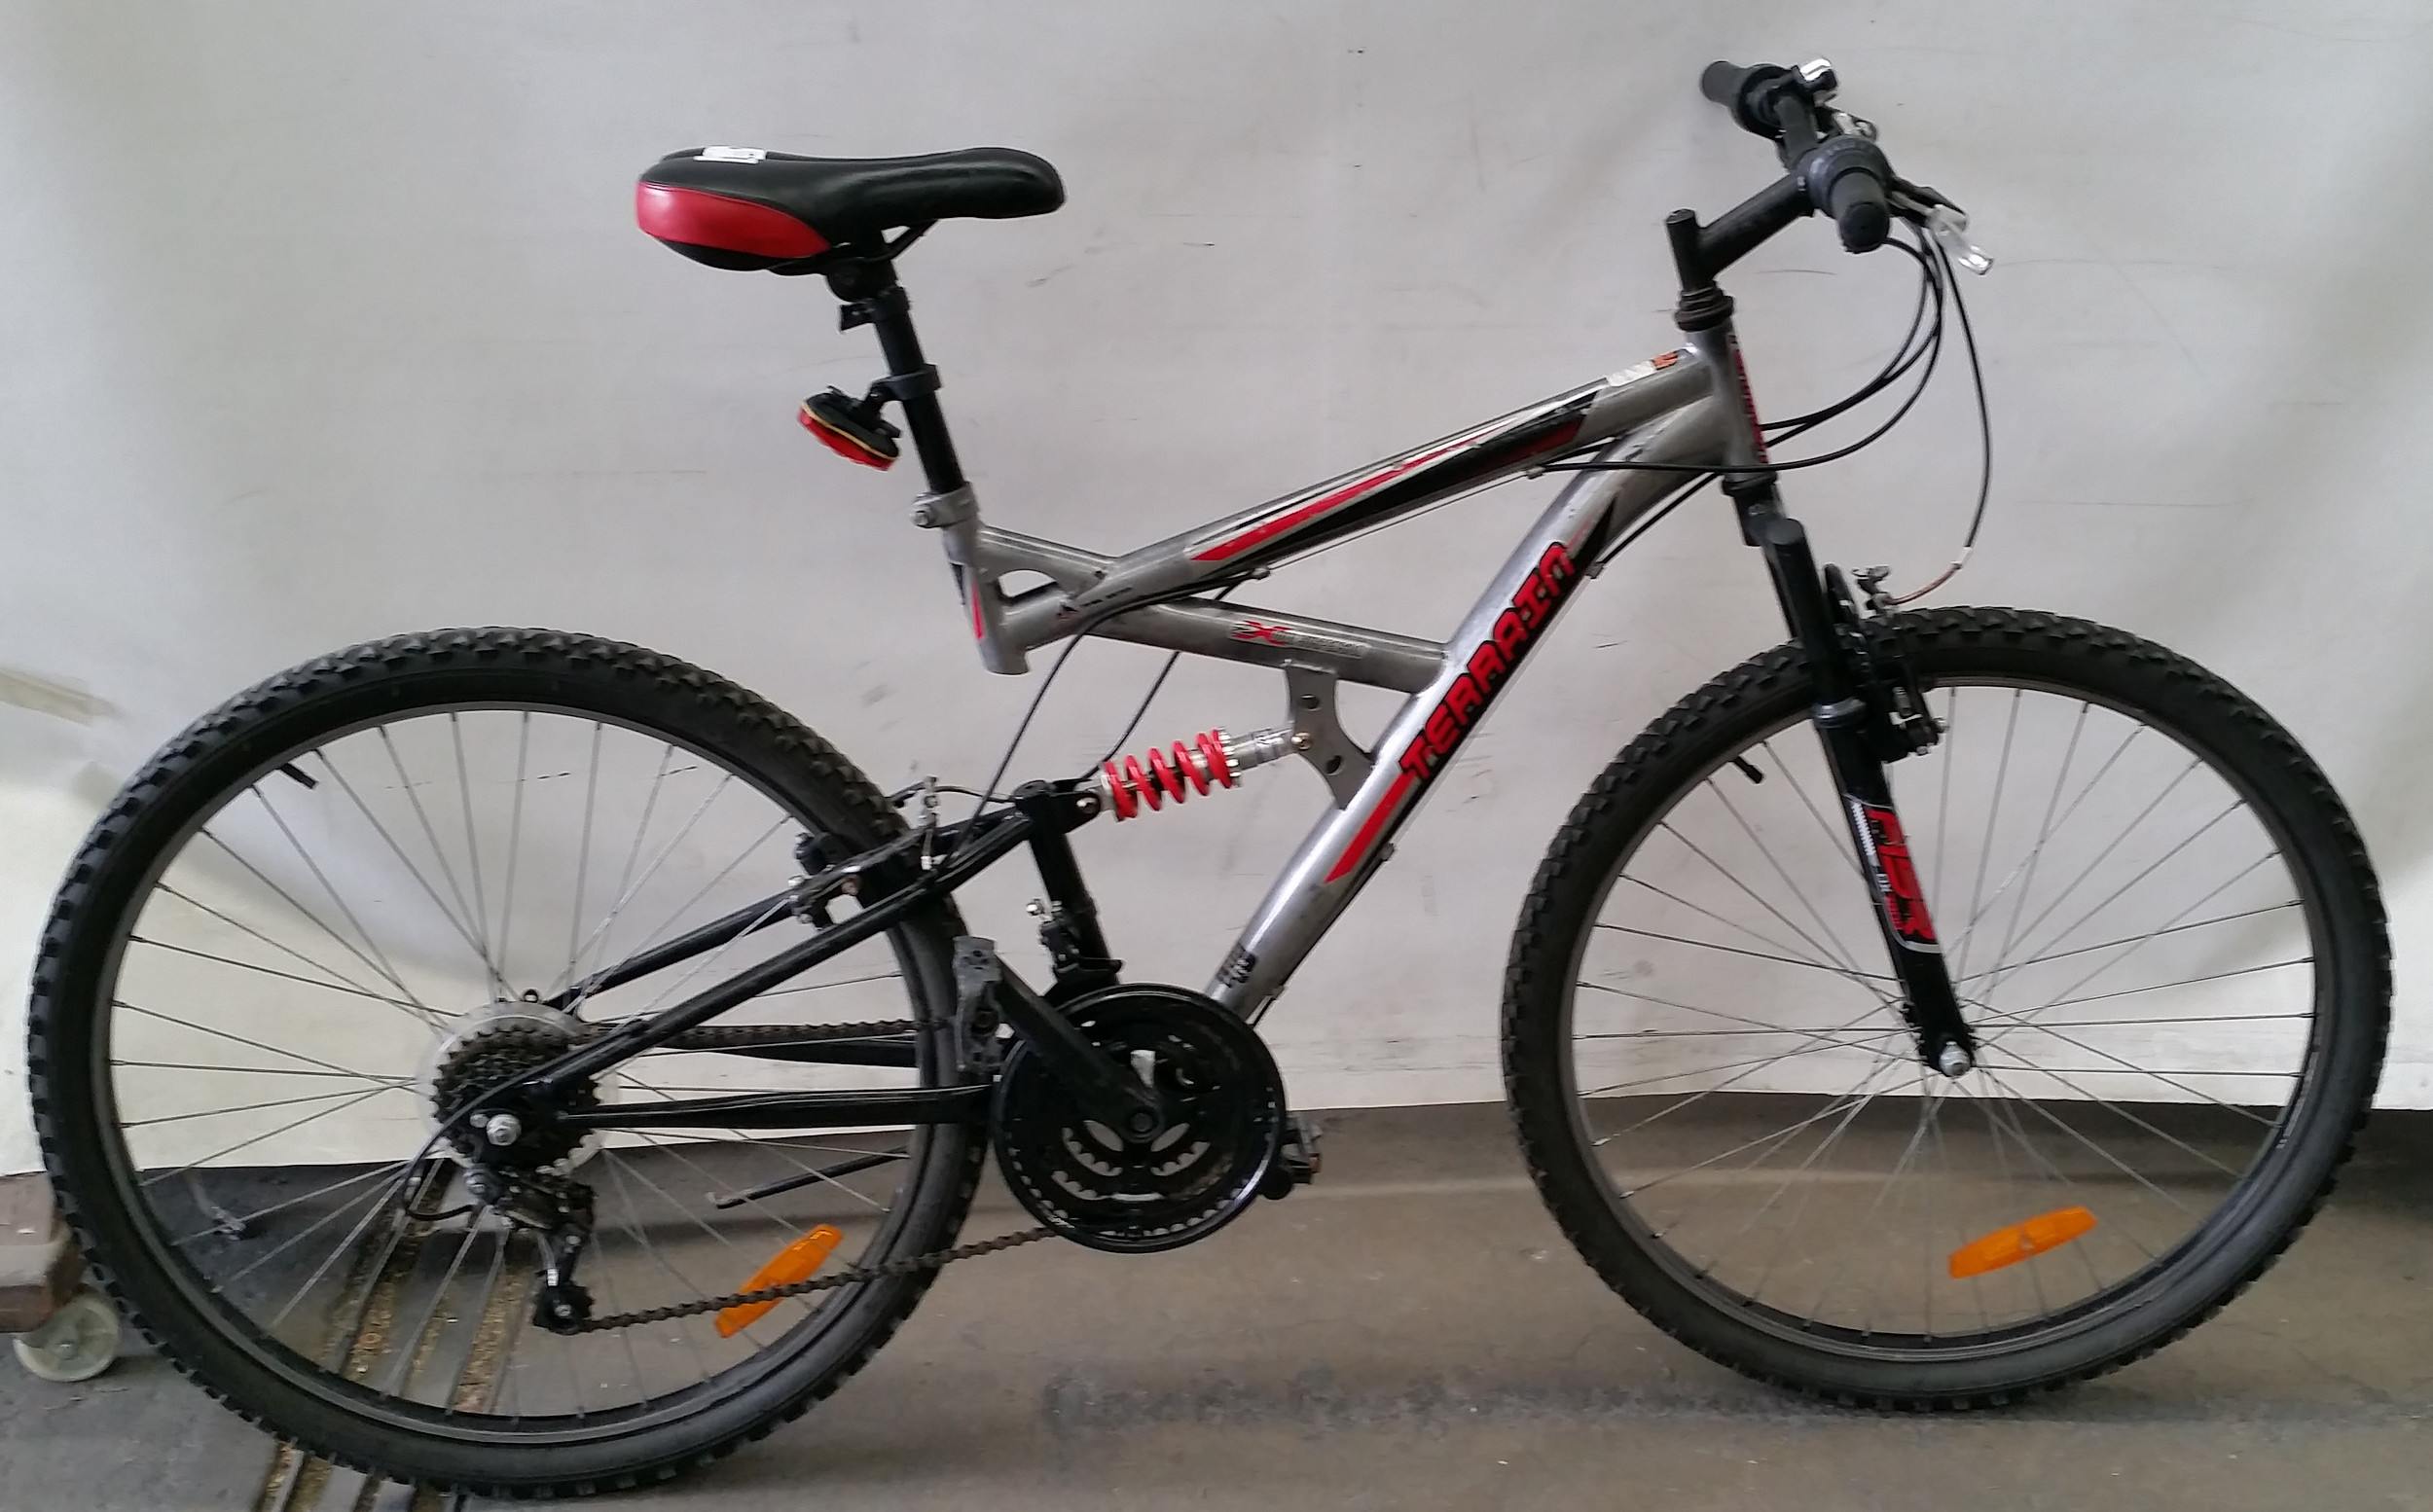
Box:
[5,0,2431,1173]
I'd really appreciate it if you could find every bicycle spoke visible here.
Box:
[125,1084,397,1129]
[1816,1077,1939,1329]
[1622,1062,1907,1199]
[118,1000,400,1085]
[2002,797,2244,986]
[373,729,504,995]
[599,1156,718,1381]
[1970,701,2089,976]
[1971,1059,2245,1178]
[1657,820,1870,982]
[1993,1086,2098,1300]
[127,935,427,1017]
[1955,901,2298,985]
[1578,1025,1904,1100]
[1975,1067,2196,1216]
[1979,852,2280,1050]
[2021,956,2310,1016]
[168,1157,416,1246]
[247,1159,423,1310]
[560,722,605,993]
[1617,875,1891,1004]
[1986,756,2202,980]
[1741,1056,1906,1304]
[1588,1020,1905,1144]
[1949,693,2021,981]
[623,814,790,966]
[450,713,499,988]
[1971,1007,2282,1124]
[616,1074,892,1214]
[1704,777,1866,978]
[568,742,677,990]
[496,712,531,978]
[1760,736,1870,887]
[199,826,436,1026]
[1591,922,1895,981]
[383,1221,484,1396]
[156,884,407,1008]
[138,1085,406,1187]
[1578,978,1897,1051]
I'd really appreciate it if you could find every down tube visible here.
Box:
[1209,402,1727,1020]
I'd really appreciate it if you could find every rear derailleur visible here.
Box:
[461,1163,597,1334]
[1830,563,1941,762]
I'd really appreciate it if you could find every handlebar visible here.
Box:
[1697,57,1898,257]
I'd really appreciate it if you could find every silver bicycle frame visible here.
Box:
[916,342,1746,1019]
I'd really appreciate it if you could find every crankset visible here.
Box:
[992,983,1287,1253]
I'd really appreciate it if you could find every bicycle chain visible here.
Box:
[653,1018,918,1051]
[563,1225,1054,1334]
[546,1015,1045,1334]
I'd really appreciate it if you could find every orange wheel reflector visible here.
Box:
[716,1224,845,1338]
[1948,1206,2097,1279]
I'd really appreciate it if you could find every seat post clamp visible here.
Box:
[909,484,977,530]
[876,366,942,402]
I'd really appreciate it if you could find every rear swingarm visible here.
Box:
[513,780,1164,1134]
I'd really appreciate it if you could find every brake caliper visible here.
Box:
[1830,564,1941,762]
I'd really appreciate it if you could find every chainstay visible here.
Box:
[652,1019,918,1052]
[565,1225,1053,1333]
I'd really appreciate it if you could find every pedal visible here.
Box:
[798,387,902,469]
[1259,1113,1322,1199]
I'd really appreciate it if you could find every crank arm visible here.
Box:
[956,936,1162,1134]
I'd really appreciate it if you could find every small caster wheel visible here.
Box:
[14,1289,122,1384]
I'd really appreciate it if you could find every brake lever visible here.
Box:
[1891,184,1993,274]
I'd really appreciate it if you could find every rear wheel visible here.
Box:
[1504,608,2387,1405]
[28,630,984,1494]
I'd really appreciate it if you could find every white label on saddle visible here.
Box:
[699,146,769,163]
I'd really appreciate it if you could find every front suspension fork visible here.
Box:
[1736,484,1976,1076]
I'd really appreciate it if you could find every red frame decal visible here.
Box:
[1191,437,1471,564]
[1852,800,1940,950]
[1324,540,1578,882]
[1232,619,1289,645]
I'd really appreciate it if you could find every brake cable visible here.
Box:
[1559,219,1994,604]
[1886,232,1990,604]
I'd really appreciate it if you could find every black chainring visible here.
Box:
[991,984,1284,1254]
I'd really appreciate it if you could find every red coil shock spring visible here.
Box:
[1099,729,1235,819]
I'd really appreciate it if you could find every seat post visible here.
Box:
[825,257,965,494]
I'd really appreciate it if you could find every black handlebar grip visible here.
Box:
[1699,59,1791,138]
[1700,60,1748,105]
[1825,165,1891,252]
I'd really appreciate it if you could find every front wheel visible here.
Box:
[1504,607,2386,1406]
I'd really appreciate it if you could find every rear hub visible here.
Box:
[425,1006,599,1170]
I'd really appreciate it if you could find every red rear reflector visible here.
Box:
[1948,1206,2097,1278]
[799,401,897,469]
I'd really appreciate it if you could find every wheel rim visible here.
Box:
[82,700,959,1440]
[1561,673,2335,1358]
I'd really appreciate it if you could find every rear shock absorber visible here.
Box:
[1097,726,1297,819]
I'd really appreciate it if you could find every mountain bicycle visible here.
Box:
[25,59,2387,1494]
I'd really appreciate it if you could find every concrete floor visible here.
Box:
[6,1102,2430,1511]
